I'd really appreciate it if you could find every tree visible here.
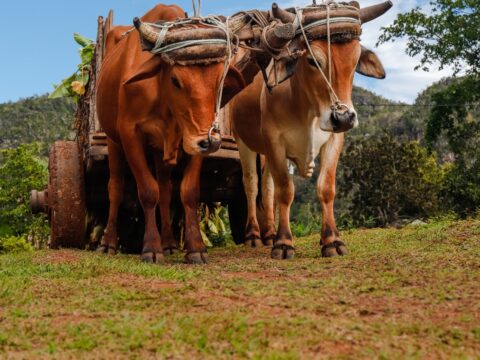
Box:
[426,76,480,159]
[0,144,48,239]
[378,0,480,75]
[425,76,480,215]
[339,135,444,227]
[379,0,480,216]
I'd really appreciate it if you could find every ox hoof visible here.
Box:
[263,236,275,247]
[245,238,264,248]
[141,251,165,264]
[184,252,209,265]
[96,245,108,254]
[96,245,117,255]
[321,240,349,258]
[271,245,295,260]
[163,247,179,256]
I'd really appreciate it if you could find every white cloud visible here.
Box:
[270,0,453,103]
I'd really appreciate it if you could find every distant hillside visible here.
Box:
[350,86,414,141]
[2,83,447,153]
[0,95,75,154]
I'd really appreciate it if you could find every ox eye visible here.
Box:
[307,57,321,68]
[171,76,181,89]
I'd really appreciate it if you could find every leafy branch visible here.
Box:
[49,33,95,103]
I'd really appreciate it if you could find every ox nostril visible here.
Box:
[198,139,210,150]
[349,111,357,123]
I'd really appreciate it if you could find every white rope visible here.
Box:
[191,0,202,17]
[295,17,360,35]
[213,15,233,132]
[155,26,170,50]
[151,38,228,55]
[295,5,344,108]
[327,4,332,84]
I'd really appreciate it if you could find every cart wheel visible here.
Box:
[228,190,248,245]
[48,141,86,249]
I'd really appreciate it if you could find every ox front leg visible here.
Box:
[317,134,348,257]
[97,139,125,255]
[238,139,263,248]
[121,132,164,264]
[260,163,276,247]
[265,143,295,260]
[154,153,178,256]
[181,155,208,265]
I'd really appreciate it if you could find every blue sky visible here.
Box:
[0,0,446,104]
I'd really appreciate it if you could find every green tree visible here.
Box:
[339,135,445,227]
[426,76,480,159]
[378,0,480,75]
[0,144,48,240]
[425,76,480,215]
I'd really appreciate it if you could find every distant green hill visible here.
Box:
[350,86,414,141]
[0,95,75,154]
[2,82,450,153]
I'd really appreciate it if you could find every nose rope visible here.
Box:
[191,0,201,17]
[295,3,349,113]
[210,15,234,144]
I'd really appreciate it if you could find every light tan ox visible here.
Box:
[230,1,393,259]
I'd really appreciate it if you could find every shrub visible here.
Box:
[290,203,322,237]
[0,144,49,246]
[339,135,445,227]
[442,152,480,216]
[0,235,33,254]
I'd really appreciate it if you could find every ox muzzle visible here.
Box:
[320,104,358,133]
[331,104,358,133]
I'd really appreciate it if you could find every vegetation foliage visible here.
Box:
[0,96,74,155]
[0,144,49,248]
[339,136,444,227]
[49,34,95,102]
[378,0,480,75]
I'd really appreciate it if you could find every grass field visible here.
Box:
[1,219,479,359]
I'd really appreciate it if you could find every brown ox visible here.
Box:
[96,4,247,264]
[96,4,296,264]
[229,1,393,259]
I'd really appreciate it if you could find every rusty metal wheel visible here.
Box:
[48,141,86,249]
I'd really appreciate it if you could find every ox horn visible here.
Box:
[360,1,393,24]
[271,3,296,24]
[133,17,159,43]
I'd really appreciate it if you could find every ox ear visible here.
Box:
[221,66,246,107]
[124,56,163,85]
[356,46,386,79]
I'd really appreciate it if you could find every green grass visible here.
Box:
[1,219,479,359]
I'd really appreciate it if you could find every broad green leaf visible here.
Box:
[80,45,94,65]
[200,229,213,247]
[207,220,218,235]
[74,33,93,47]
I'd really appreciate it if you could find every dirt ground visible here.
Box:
[0,219,479,359]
